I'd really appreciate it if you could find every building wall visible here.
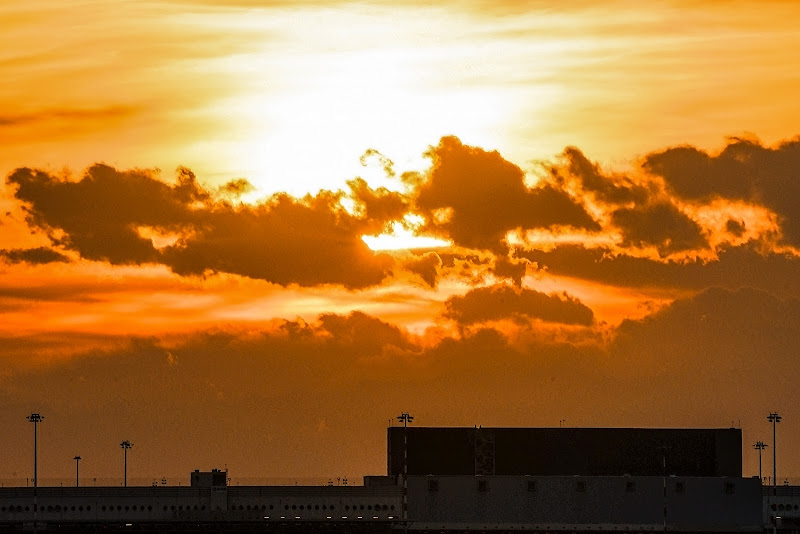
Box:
[0,485,403,525]
[407,475,762,532]
[388,427,743,478]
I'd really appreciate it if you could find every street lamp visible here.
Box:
[74,456,81,487]
[27,413,44,533]
[753,442,768,483]
[767,413,781,488]
[26,414,44,491]
[120,441,133,487]
[396,412,414,523]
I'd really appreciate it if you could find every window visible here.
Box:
[527,480,537,492]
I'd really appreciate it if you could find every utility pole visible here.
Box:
[120,441,133,487]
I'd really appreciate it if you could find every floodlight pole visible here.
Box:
[74,456,81,487]
[396,412,414,526]
[767,413,781,488]
[753,442,768,483]
[27,413,44,533]
[120,441,133,487]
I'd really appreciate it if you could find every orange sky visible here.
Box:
[2,0,800,486]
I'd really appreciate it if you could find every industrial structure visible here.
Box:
[0,425,797,532]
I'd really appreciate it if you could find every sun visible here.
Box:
[362,222,451,251]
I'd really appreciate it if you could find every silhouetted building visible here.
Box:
[388,427,742,477]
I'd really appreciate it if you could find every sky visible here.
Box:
[1,0,800,485]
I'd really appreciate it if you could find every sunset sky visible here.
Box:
[2,0,800,485]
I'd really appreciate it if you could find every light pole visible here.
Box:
[74,456,81,487]
[27,413,44,533]
[754,442,768,483]
[768,413,781,488]
[396,412,414,524]
[120,441,133,487]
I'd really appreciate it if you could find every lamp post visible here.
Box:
[396,412,414,524]
[27,413,44,533]
[754,442,768,484]
[767,413,781,488]
[120,441,133,487]
[74,456,81,487]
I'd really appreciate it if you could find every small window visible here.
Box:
[675,481,685,494]
[626,481,636,493]
[527,480,537,492]
[427,479,439,492]
[86,505,91,511]
[576,481,586,492]
[724,482,735,495]
[477,479,489,492]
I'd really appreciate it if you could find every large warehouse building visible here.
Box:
[387,427,743,477]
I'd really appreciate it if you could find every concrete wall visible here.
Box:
[407,475,762,532]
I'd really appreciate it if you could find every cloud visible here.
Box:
[551,146,650,205]
[611,201,707,255]
[0,247,70,264]
[2,288,798,479]
[643,137,800,246]
[403,252,442,288]
[443,284,594,326]
[7,164,395,289]
[519,243,800,298]
[415,136,600,252]
[0,106,135,128]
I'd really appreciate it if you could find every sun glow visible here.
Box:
[363,223,451,251]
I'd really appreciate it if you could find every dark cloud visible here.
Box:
[0,106,134,127]
[611,201,707,255]
[7,164,395,289]
[518,244,800,298]
[0,246,70,264]
[643,137,800,246]
[159,192,394,288]
[404,252,441,288]
[219,178,255,196]
[726,219,746,237]
[490,256,528,286]
[551,146,650,205]
[415,136,600,252]
[443,284,594,326]
[611,287,800,392]
[7,164,206,264]
[347,178,408,235]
